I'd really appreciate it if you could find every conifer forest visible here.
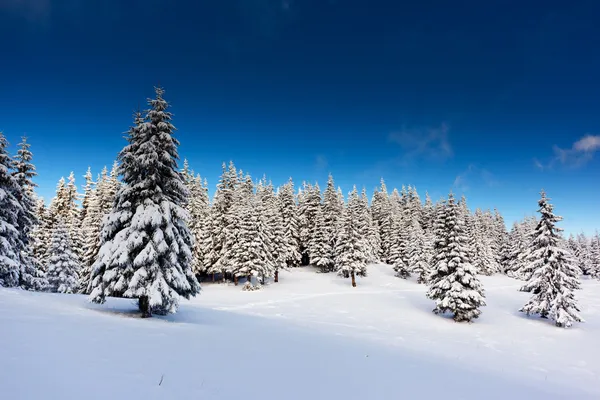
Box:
[1,87,597,329]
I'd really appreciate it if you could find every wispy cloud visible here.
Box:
[453,164,498,192]
[0,0,52,23]
[315,154,328,171]
[536,134,600,170]
[388,122,453,163]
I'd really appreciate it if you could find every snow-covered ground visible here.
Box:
[2,264,600,400]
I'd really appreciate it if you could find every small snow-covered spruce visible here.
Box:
[46,221,80,294]
[88,87,200,318]
[12,136,47,290]
[335,187,368,287]
[371,179,391,261]
[0,133,24,288]
[389,211,410,278]
[277,178,301,270]
[519,190,583,328]
[310,204,334,272]
[426,193,486,322]
[407,216,430,284]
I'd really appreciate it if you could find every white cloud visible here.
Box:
[315,154,328,171]
[453,164,498,192]
[388,122,453,162]
[537,134,600,170]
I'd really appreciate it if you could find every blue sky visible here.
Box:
[1,0,599,236]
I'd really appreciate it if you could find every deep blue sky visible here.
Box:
[1,0,599,235]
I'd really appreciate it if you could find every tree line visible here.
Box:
[1,87,598,325]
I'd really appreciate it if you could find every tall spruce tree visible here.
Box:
[47,221,80,294]
[519,191,583,328]
[0,133,24,287]
[335,190,368,287]
[426,193,486,322]
[12,136,47,290]
[88,87,200,317]
[277,178,301,271]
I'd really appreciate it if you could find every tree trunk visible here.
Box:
[247,275,252,285]
[139,295,151,318]
[351,271,356,288]
[274,270,279,283]
[234,275,238,286]
[212,273,215,282]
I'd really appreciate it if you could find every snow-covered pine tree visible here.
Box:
[590,232,600,279]
[80,167,94,223]
[65,171,83,259]
[322,174,343,271]
[575,233,592,275]
[31,197,50,270]
[78,183,101,293]
[421,191,434,233]
[11,136,47,290]
[205,162,238,280]
[258,179,286,282]
[88,87,200,317]
[426,192,486,322]
[519,190,583,328]
[298,182,322,265]
[407,215,430,283]
[0,133,24,288]
[277,178,301,271]
[227,180,274,287]
[371,179,391,261]
[46,221,80,294]
[181,162,211,276]
[309,205,332,272]
[389,210,410,278]
[470,213,500,275]
[335,190,368,287]
[360,188,378,263]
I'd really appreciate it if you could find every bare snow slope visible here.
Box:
[2,264,599,400]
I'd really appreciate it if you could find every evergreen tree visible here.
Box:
[590,232,600,279]
[335,195,367,287]
[470,215,500,275]
[258,179,286,282]
[519,191,583,328]
[389,211,410,278]
[89,87,200,317]
[47,222,80,294]
[0,133,24,287]
[277,178,301,271]
[322,174,343,270]
[407,215,430,283]
[427,193,486,322]
[371,179,391,261]
[228,188,274,286]
[80,167,95,223]
[205,162,238,279]
[12,136,47,290]
[31,197,50,270]
[309,205,332,272]
[298,182,322,265]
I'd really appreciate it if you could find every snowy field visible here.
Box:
[2,264,600,400]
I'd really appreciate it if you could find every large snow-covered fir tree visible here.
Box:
[335,187,368,287]
[0,133,24,288]
[426,193,486,322]
[88,87,200,317]
[298,182,322,265]
[46,221,80,294]
[12,136,47,290]
[519,191,583,328]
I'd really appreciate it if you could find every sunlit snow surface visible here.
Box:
[2,264,599,399]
